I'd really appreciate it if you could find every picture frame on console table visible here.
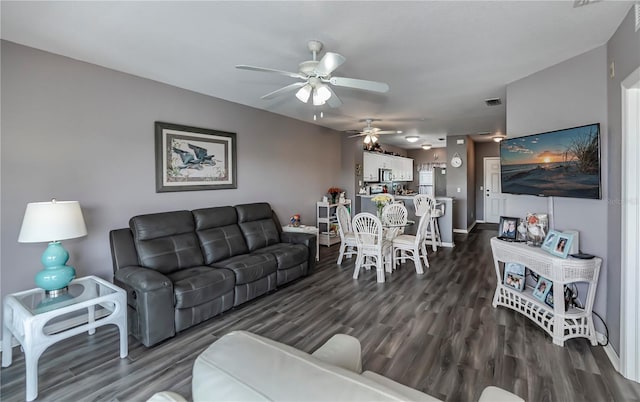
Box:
[542,230,574,259]
[155,121,237,192]
[532,277,552,302]
[498,216,519,241]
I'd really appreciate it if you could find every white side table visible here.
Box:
[2,275,128,401]
[282,225,320,261]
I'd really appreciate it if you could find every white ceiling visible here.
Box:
[1,1,632,149]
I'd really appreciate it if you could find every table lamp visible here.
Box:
[18,199,88,296]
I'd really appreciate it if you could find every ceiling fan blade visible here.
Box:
[325,86,343,108]
[328,77,390,93]
[374,130,398,135]
[260,82,307,100]
[236,65,306,80]
[347,133,366,138]
[314,52,346,76]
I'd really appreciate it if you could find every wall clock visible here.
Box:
[451,152,463,168]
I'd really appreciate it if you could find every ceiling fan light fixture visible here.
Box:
[405,136,419,143]
[371,135,378,143]
[296,84,312,103]
[421,143,432,150]
[363,134,372,144]
[316,84,332,102]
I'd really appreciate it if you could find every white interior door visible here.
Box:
[484,157,502,223]
[620,66,640,383]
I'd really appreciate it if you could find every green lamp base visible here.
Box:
[35,241,76,295]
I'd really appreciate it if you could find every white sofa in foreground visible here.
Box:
[149,331,524,401]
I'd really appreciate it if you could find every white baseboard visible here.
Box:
[476,220,486,224]
[453,229,468,234]
[440,242,455,248]
[598,331,621,373]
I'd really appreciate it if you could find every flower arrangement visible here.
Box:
[327,187,342,203]
[371,194,393,218]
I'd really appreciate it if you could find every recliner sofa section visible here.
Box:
[109,203,316,347]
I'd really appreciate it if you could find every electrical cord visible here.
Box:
[593,311,610,347]
[569,283,609,347]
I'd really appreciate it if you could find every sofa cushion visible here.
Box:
[235,203,280,251]
[193,207,249,263]
[253,243,308,270]
[130,211,203,274]
[167,266,235,309]
[212,253,277,285]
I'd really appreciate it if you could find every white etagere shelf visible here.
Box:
[490,237,602,346]
[316,200,351,247]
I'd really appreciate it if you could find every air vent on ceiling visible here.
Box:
[573,0,601,7]
[635,2,639,32]
[484,98,502,106]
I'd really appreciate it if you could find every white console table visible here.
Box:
[490,237,601,346]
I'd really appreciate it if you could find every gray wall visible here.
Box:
[466,138,476,226]
[505,45,609,335]
[605,7,640,354]
[474,141,500,221]
[0,41,343,312]
[446,135,470,230]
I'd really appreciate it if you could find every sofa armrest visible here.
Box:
[114,266,175,347]
[361,371,442,402]
[478,386,524,402]
[280,231,316,273]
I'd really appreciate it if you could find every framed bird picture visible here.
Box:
[155,122,237,192]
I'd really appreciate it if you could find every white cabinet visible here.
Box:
[363,153,381,182]
[316,200,351,246]
[490,237,601,346]
[363,152,413,182]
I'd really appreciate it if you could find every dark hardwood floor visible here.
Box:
[2,226,640,401]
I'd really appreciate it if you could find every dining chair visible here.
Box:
[381,202,408,240]
[392,210,431,274]
[413,194,441,251]
[352,213,392,283]
[336,205,357,264]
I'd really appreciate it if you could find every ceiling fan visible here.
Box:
[236,40,390,108]
[347,119,401,144]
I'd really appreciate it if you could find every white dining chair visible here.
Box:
[413,194,441,251]
[336,205,357,264]
[392,210,431,274]
[352,213,392,283]
[381,202,408,240]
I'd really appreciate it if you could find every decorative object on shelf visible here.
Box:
[532,276,553,302]
[525,213,548,247]
[290,214,301,227]
[503,262,525,291]
[18,199,88,295]
[516,220,528,241]
[327,187,342,204]
[155,122,237,192]
[498,216,519,241]
[371,194,393,219]
[338,192,346,204]
[541,230,574,259]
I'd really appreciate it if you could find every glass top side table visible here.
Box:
[2,275,128,401]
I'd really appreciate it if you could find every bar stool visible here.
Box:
[413,194,441,251]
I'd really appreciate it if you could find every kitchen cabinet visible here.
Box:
[363,152,413,182]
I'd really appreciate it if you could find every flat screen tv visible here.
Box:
[500,123,601,199]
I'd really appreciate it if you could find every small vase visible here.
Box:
[376,204,384,220]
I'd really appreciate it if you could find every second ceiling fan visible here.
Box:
[347,119,401,144]
[236,40,389,108]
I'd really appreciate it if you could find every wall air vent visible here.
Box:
[484,98,502,106]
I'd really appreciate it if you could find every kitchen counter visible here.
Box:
[357,195,454,247]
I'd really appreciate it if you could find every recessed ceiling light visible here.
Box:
[421,143,432,150]
[405,136,419,143]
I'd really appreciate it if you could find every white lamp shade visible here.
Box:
[295,84,312,103]
[18,200,88,243]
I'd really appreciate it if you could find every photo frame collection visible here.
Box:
[541,230,574,259]
[532,276,553,303]
[503,262,525,292]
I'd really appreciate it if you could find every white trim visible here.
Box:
[620,66,640,383]
[476,220,486,224]
[453,228,468,234]
[598,331,621,373]
[483,157,502,223]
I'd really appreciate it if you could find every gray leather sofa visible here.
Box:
[109,203,316,347]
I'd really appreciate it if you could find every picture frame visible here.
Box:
[532,277,552,302]
[542,230,574,259]
[155,122,237,192]
[503,262,525,292]
[498,216,520,241]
